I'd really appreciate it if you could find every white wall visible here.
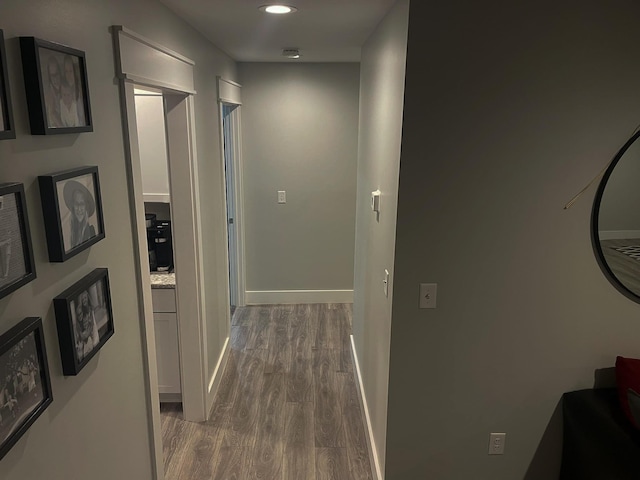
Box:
[0,0,235,478]
[238,62,360,302]
[385,1,640,479]
[352,0,409,476]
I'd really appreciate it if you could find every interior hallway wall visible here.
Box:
[0,1,236,478]
[238,62,360,301]
[385,1,640,478]
[351,0,410,476]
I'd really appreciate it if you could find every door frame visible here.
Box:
[112,26,209,480]
[217,77,246,307]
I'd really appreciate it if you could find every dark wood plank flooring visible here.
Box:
[160,303,373,480]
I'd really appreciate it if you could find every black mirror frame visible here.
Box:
[591,129,640,303]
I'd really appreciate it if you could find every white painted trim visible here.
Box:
[111,26,196,94]
[112,25,196,65]
[217,76,242,105]
[234,108,247,307]
[598,230,640,240]
[245,289,354,304]
[113,25,207,478]
[159,393,182,403]
[218,83,246,308]
[118,81,165,480]
[219,104,236,308]
[122,74,197,95]
[143,194,170,203]
[206,337,230,415]
[165,94,208,423]
[350,335,383,480]
[219,77,242,88]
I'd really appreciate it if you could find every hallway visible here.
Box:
[161,304,374,479]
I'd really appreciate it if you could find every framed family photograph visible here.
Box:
[0,317,53,461]
[54,268,114,375]
[19,36,92,135]
[0,30,16,140]
[0,183,36,300]
[38,166,105,262]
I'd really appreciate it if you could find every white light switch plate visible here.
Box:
[383,269,390,297]
[278,190,286,204]
[419,283,437,309]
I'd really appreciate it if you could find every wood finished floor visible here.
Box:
[160,304,373,480]
[600,238,640,296]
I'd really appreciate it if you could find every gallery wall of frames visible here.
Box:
[0,29,113,460]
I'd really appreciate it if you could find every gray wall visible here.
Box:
[0,0,235,478]
[385,1,640,479]
[238,63,360,293]
[352,0,409,475]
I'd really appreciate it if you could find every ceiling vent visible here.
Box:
[282,48,301,59]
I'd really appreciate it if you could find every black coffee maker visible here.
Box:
[146,216,174,272]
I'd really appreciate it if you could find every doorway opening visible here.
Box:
[112,25,211,480]
[222,103,242,316]
[218,77,245,317]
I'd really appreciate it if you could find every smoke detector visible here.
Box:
[282,48,301,59]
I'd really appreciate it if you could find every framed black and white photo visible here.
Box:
[0,30,16,140]
[0,183,36,300]
[54,268,114,375]
[0,317,53,461]
[19,36,92,135]
[39,166,105,262]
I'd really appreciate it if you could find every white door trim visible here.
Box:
[217,77,246,307]
[112,26,208,480]
[164,93,208,423]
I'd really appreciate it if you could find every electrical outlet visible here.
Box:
[488,433,506,455]
[278,190,286,204]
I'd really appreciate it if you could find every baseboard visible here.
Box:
[599,230,640,240]
[159,393,181,403]
[350,335,383,480]
[206,336,230,416]
[245,289,354,304]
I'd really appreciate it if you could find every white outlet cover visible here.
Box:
[488,433,506,455]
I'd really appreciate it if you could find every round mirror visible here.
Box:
[593,130,640,301]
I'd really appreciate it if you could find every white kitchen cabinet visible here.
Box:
[135,93,170,203]
[151,288,181,400]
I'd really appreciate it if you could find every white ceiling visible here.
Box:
[158,0,398,62]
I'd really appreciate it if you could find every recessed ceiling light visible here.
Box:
[259,5,298,14]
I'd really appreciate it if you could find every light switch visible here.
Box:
[278,190,286,204]
[371,190,381,213]
[419,283,437,309]
[383,269,390,297]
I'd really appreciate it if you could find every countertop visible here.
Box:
[150,272,175,289]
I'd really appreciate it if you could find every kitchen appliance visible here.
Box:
[145,213,156,228]
[147,220,173,272]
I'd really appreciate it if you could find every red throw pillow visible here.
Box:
[615,356,640,429]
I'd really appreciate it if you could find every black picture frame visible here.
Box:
[0,317,53,461]
[0,183,36,300]
[19,36,92,135]
[54,268,114,375]
[0,30,16,140]
[38,166,105,262]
